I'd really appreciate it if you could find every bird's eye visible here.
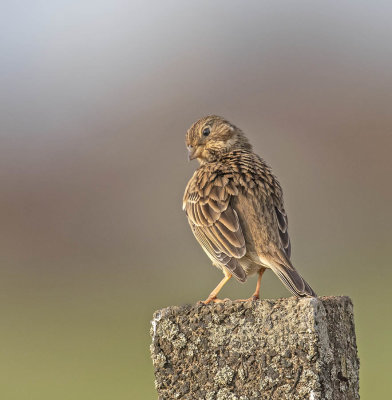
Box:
[202,127,210,136]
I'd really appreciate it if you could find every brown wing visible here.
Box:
[271,192,316,297]
[231,152,315,297]
[183,173,247,282]
[274,204,291,259]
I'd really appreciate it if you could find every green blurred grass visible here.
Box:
[1,256,391,399]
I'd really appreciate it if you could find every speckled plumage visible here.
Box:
[183,116,316,302]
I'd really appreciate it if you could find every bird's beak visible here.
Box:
[187,145,196,161]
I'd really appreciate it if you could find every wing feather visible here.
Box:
[184,172,246,282]
[274,205,291,258]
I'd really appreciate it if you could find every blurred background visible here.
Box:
[1,1,391,398]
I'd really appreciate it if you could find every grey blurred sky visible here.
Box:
[1,1,391,281]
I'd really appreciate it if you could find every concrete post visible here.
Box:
[150,296,359,400]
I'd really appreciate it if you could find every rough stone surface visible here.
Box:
[150,296,359,400]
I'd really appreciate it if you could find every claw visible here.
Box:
[202,296,224,304]
[235,295,259,302]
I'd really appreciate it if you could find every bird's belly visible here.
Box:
[238,252,268,276]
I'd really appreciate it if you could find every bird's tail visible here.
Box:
[270,259,316,297]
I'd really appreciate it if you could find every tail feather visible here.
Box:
[270,262,316,297]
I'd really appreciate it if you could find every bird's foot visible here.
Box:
[202,297,223,304]
[199,296,230,305]
[235,294,260,302]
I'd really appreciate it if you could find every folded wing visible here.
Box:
[183,174,247,282]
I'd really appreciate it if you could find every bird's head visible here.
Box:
[185,115,252,164]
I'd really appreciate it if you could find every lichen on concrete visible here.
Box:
[150,296,359,400]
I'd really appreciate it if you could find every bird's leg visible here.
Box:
[202,271,232,304]
[251,268,265,300]
[235,268,265,302]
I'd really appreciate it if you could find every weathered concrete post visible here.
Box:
[150,296,359,400]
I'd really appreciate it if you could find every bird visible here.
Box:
[183,115,316,304]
